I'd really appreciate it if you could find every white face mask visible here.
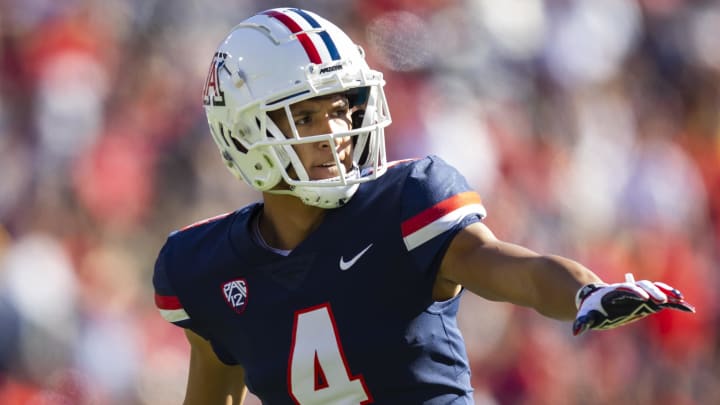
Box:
[203,8,392,209]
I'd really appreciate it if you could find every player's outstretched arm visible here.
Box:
[184,329,247,405]
[437,222,694,331]
[438,221,601,320]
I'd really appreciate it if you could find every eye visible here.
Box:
[294,115,311,126]
[332,107,349,118]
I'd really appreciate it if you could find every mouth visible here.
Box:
[308,160,346,180]
[312,163,340,175]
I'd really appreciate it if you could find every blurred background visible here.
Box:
[0,0,718,403]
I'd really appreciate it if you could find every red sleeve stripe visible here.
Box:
[155,293,190,323]
[401,192,486,251]
[155,294,190,323]
[402,192,482,236]
[155,293,182,310]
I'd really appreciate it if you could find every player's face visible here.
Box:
[268,94,354,180]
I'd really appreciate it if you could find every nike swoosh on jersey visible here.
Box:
[339,243,373,271]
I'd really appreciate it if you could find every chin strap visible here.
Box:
[267,166,362,209]
[291,182,360,208]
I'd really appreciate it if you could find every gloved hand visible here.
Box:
[572,273,695,336]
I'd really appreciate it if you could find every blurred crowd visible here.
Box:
[1,0,719,404]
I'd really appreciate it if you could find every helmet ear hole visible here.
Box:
[219,123,248,154]
[230,137,248,154]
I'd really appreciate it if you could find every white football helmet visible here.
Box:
[203,8,391,208]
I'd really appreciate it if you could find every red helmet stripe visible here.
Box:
[264,10,322,64]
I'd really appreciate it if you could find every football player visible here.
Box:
[153,8,695,405]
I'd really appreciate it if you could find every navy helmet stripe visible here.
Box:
[290,8,341,61]
[267,90,311,105]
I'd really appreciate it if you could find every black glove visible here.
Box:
[573,273,695,336]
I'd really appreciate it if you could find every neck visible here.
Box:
[259,192,326,250]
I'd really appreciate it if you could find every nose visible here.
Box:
[315,117,348,149]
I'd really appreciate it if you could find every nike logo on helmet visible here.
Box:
[339,243,373,271]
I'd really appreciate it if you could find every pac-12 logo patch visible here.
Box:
[222,278,248,313]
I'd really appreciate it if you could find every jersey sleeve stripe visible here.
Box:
[401,191,482,236]
[403,203,486,251]
[155,294,190,323]
[155,293,182,310]
[159,308,190,323]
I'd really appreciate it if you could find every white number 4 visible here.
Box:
[288,304,372,404]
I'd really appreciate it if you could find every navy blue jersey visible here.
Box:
[153,156,487,404]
